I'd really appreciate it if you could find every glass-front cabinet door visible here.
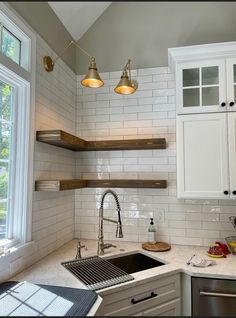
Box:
[176,59,226,114]
[226,58,236,112]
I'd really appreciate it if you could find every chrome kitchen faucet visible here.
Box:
[97,189,123,255]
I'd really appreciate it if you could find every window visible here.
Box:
[0,3,36,248]
[0,4,31,71]
[0,80,14,240]
[1,26,21,65]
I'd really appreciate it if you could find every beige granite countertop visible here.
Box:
[7,240,236,316]
[10,239,236,315]
[12,239,236,294]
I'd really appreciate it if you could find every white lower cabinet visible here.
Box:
[177,112,236,199]
[96,274,180,316]
[141,299,180,316]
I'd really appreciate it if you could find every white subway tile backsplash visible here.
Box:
[138,67,168,76]
[153,73,174,82]
[74,65,235,247]
[124,105,152,113]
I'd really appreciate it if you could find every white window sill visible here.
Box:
[0,240,35,262]
[0,238,19,248]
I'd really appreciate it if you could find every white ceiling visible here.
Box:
[48,2,111,41]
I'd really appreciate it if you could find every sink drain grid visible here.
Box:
[61,256,134,291]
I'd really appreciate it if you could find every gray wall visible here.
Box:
[76,1,236,74]
[10,2,76,73]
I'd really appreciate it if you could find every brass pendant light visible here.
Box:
[43,41,137,94]
[43,40,103,89]
[114,59,138,95]
[81,57,104,88]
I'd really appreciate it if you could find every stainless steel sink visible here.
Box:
[105,252,165,274]
[62,252,166,291]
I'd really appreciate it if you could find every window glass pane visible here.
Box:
[1,27,21,65]
[0,201,7,239]
[183,68,199,87]
[202,66,219,85]
[0,82,12,122]
[0,162,9,201]
[0,80,13,243]
[234,85,236,102]
[202,87,219,106]
[0,123,11,160]
[183,88,200,107]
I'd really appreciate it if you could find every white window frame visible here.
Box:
[0,3,31,71]
[0,2,36,247]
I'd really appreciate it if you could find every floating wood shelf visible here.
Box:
[36,130,166,151]
[35,179,167,191]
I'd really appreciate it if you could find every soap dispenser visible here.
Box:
[148,218,156,244]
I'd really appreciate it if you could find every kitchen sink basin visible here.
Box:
[105,252,165,274]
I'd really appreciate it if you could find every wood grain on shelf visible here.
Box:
[86,179,167,188]
[35,180,87,191]
[35,179,167,191]
[36,130,87,151]
[87,138,166,150]
[36,130,166,151]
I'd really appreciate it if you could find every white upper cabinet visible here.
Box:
[176,59,226,114]
[169,42,236,114]
[228,112,236,197]
[226,58,236,112]
[177,113,229,199]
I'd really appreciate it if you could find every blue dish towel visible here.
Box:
[0,281,98,316]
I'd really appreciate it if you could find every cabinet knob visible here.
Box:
[232,191,236,195]
[229,101,235,107]
[224,190,229,195]
[221,102,226,107]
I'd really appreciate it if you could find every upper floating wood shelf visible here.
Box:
[36,130,166,151]
[35,179,167,191]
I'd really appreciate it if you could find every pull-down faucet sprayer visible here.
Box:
[97,189,123,255]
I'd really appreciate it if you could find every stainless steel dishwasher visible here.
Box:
[192,277,236,316]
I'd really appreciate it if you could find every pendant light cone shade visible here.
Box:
[81,58,104,88]
[114,71,136,95]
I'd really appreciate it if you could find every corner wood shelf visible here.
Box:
[35,130,167,191]
[36,130,166,151]
[35,180,167,191]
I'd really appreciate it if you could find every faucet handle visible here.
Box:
[78,240,84,247]
[78,240,87,250]
[104,243,117,249]
[75,240,87,259]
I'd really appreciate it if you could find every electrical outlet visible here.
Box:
[156,209,165,223]
[229,216,236,228]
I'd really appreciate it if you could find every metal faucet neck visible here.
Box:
[100,189,121,211]
[97,189,123,255]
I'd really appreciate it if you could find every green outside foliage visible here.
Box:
[0,27,18,239]
[0,83,11,239]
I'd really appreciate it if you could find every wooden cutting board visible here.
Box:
[142,242,171,252]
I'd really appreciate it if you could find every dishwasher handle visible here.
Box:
[200,291,236,298]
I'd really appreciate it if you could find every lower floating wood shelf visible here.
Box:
[35,179,167,191]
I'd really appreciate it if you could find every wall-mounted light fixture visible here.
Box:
[43,41,138,94]
[43,40,104,88]
[114,59,138,95]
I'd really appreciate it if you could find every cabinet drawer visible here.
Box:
[142,298,180,316]
[96,274,180,316]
